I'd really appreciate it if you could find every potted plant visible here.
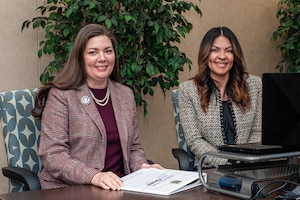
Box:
[272,0,300,72]
[22,0,202,114]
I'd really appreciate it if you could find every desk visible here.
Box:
[0,184,238,200]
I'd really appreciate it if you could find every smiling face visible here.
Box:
[208,36,234,82]
[84,35,115,89]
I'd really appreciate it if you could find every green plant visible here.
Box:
[22,0,202,114]
[272,0,300,72]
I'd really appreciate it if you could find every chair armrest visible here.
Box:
[172,148,193,171]
[2,167,41,191]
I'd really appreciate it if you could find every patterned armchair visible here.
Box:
[0,88,42,192]
[171,89,195,171]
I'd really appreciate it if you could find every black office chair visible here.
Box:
[171,89,195,171]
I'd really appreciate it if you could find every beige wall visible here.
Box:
[0,0,280,194]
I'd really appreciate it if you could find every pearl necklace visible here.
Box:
[90,88,110,106]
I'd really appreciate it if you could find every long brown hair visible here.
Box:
[194,26,250,113]
[32,24,119,118]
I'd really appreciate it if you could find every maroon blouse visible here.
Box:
[90,88,124,177]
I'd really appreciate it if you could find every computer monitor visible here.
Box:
[262,73,300,150]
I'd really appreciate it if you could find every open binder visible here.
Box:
[121,168,206,195]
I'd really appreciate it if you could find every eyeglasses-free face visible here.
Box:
[84,35,115,89]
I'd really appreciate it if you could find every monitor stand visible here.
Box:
[198,151,300,199]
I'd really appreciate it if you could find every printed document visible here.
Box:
[121,168,206,195]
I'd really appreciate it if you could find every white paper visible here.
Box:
[121,168,206,195]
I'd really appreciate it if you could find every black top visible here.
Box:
[222,101,236,145]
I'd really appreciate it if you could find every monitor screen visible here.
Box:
[262,73,300,150]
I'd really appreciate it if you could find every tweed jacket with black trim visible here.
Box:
[178,74,262,168]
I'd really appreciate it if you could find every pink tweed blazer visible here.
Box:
[38,79,147,189]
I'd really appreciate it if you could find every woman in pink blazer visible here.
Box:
[33,24,162,190]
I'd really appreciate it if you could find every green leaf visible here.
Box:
[130,63,138,72]
[105,19,112,28]
[157,6,165,14]
[63,28,70,37]
[40,72,49,85]
[146,63,154,76]
[38,49,43,57]
[154,23,159,33]
[149,88,154,96]
[97,15,106,23]
[124,15,132,23]
[89,2,96,9]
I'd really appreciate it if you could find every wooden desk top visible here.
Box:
[0,184,239,200]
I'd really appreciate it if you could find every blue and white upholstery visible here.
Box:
[171,89,195,170]
[0,88,42,192]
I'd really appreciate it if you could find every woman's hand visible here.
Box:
[91,171,123,190]
[140,163,164,170]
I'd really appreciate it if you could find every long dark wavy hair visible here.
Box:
[32,24,119,118]
[194,26,251,113]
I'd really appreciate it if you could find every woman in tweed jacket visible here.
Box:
[32,24,162,190]
[178,27,262,168]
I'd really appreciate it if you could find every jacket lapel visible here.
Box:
[76,84,107,137]
[76,81,130,170]
[109,80,129,163]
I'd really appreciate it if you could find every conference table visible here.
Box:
[0,183,239,200]
[2,165,288,200]
[0,168,239,200]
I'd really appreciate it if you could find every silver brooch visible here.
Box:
[81,96,90,105]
